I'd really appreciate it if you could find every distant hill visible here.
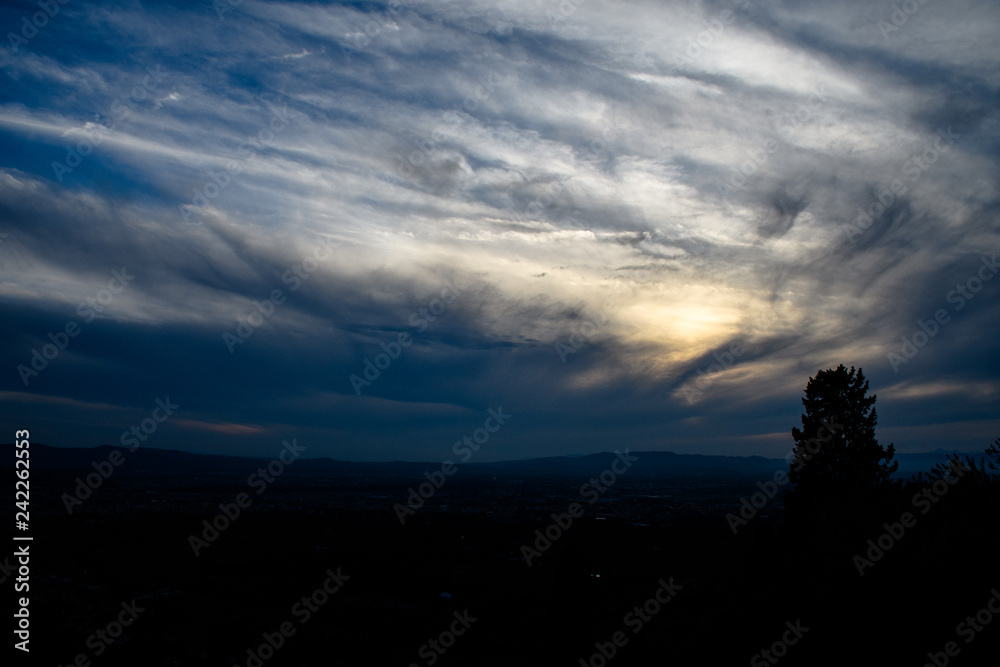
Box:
[467,450,784,479]
[889,449,978,479]
[17,444,972,481]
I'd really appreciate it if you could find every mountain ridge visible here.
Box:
[14,443,972,480]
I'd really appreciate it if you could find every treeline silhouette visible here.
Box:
[702,365,1000,666]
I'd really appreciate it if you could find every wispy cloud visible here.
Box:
[1,0,997,459]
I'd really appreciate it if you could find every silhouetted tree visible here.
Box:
[921,436,1000,487]
[785,365,897,525]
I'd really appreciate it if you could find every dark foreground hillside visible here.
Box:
[10,444,1000,666]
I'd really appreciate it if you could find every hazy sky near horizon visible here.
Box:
[1,0,998,461]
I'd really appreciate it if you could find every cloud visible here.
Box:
[1,0,998,460]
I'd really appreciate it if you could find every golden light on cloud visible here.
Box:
[618,294,743,364]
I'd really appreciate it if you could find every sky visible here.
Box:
[1,0,998,462]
